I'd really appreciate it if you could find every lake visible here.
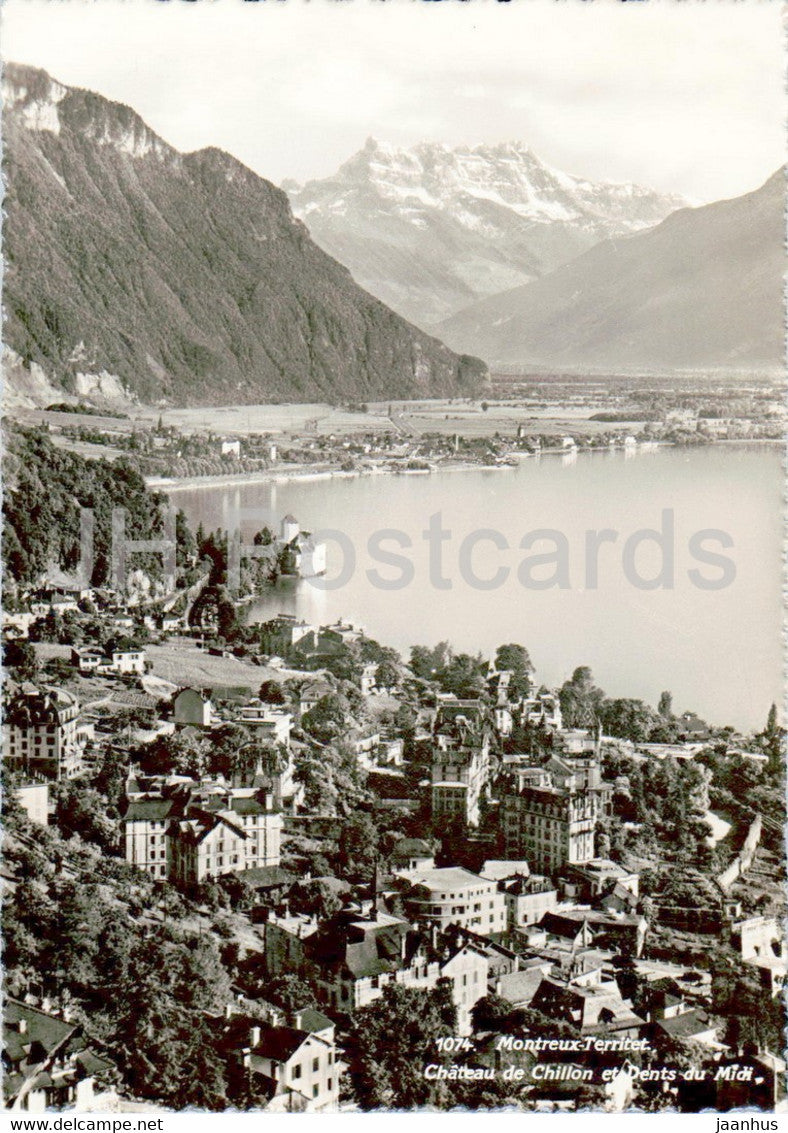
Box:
[171,443,783,732]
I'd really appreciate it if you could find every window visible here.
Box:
[292,1064,302,1079]
[327,1078,333,1092]
[312,1058,319,1073]
[312,1084,320,1099]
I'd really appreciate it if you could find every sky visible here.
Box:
[2,0,784,202]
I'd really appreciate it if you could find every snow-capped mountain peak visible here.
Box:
[286,139,687,326]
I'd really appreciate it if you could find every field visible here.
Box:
[33,637,303,702]
[155,398,646,440]
[144,637,285,692]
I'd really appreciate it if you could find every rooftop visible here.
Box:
[406,867,488,892]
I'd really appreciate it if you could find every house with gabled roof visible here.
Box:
[298,680,334,718]
[222,1007,341,1112]
[120,775,282,885]
[3,999,114,1112]
[3,683,88,781]
[530,970,644,1038]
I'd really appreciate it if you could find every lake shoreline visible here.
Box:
[148,442,684,493]
[148,459,522,493]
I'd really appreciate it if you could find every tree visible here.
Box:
[438,652,488,699]
[343,982,457,1109]
[494,643,533,697]
[600,698,660,743]
[559,666,605,728]
[137,731,209,778]
[54,784,118,851]
[264,974,315,1018]
[766,703,779,735]
[175,508,196,567]
[321,643,365,684]
[91,744,133,804]
[658,691,674,718]
[335,812,379,880]
[207,722,257,779]
[253,526,275,546]
[409,642,451,681]
[258,679,287,705]
[375,660,400,692]
[471,993,513,1033]
[302,693,352,745]
[4,639,38,682]
[288,878,343,920]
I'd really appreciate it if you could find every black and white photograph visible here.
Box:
[0,0,785,1119]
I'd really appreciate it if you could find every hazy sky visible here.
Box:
[2,0,783,201]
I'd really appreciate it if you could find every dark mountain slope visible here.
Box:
[3,64,487,406]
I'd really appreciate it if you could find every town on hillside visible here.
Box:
[2,440,786,1113]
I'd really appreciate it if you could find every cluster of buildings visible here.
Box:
[70,641,146,677]
[257,613,367,668]
[4,611,786,1115]
[262,898,489,1034]
[4,999,114,1113]
[122,772,283,885]
[421,673,611,881]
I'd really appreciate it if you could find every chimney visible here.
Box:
[250,1025,261,1047]
[17,1019,27,1035]
[370,860,379,918]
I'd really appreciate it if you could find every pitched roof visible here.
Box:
[656,1009,717,1039]
[296,1008,334,1035]
[3,999,79,1067]
[306,912,408,978]
[496,968,548,1007]
[123,799,175,822]
[252,1026,312,1063]
[229,795,273,817]
[392,837,433,858]
[236,865,293,889]
[174,809,247,845]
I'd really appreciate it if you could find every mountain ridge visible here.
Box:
[436,170,785,371]
[2,63,488,408]
[287,137,687,326]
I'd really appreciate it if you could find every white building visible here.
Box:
[401,867,507,936]
[4,684,89,780]
[226,1009,341,1113]
[71,644,146,676]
